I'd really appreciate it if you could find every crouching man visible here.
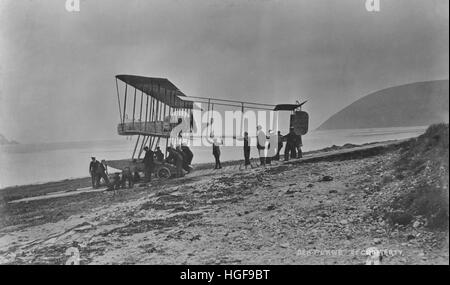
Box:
[121,167,134,189]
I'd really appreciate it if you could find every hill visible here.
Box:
[0,134,19,145]
[318,80,449,130]
[388,123,449,230]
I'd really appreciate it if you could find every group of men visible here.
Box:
[212,126,303,170]
[142,144,193,179]
[88,157,110,188]
[108,166,140,190]
[256,126,303,167]
[89,126,302,187]
[280,127,303,161]
[89,143,194,191]
[89,157,141,190]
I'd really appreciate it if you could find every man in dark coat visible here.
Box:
[265,130,273,165]
[212,138,222,169]
[243,132,251,168]
[256,126,266,167]
[167,147,184,177]
[155,146,164,162]
[89,157,100,188]
[296,134,303,159]
[181,144,194,165]
[142,146,154,182]
[165,146,176,165]
[274,131,284,161]
[177,145,192,173]
[96,159,110,187]
[283,127,297,161]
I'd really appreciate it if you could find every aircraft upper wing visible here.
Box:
[116,74,193,109]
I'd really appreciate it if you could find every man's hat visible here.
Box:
[91,157,96,159]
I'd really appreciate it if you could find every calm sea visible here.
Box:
[0,126,428,189]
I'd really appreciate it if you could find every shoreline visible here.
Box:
[0,139,397,192]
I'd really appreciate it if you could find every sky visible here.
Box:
[0,0,448,143]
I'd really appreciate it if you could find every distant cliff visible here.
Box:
[318,80,449,130]
[0,134,19,145]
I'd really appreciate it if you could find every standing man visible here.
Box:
[274,131,284,161]
[256,125,267,167]
[235,132,252,169]
[212,137,222,169]
[155,146,164,162]
[96,159,110,187]
[296,134,303,159]
[165,145,176,165]
[143,146,154,182]
[266,130,273,165]
[89,157,99,188]
[243,132,251,169]
[100,160,109,175]
[284,127,297,161]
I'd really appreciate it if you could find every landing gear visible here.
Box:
[157,167,171,179]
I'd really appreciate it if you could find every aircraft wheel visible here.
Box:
[157,167,171,179]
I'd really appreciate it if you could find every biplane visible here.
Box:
[107,74,309,178]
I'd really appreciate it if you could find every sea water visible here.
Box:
[0,126,428,189]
